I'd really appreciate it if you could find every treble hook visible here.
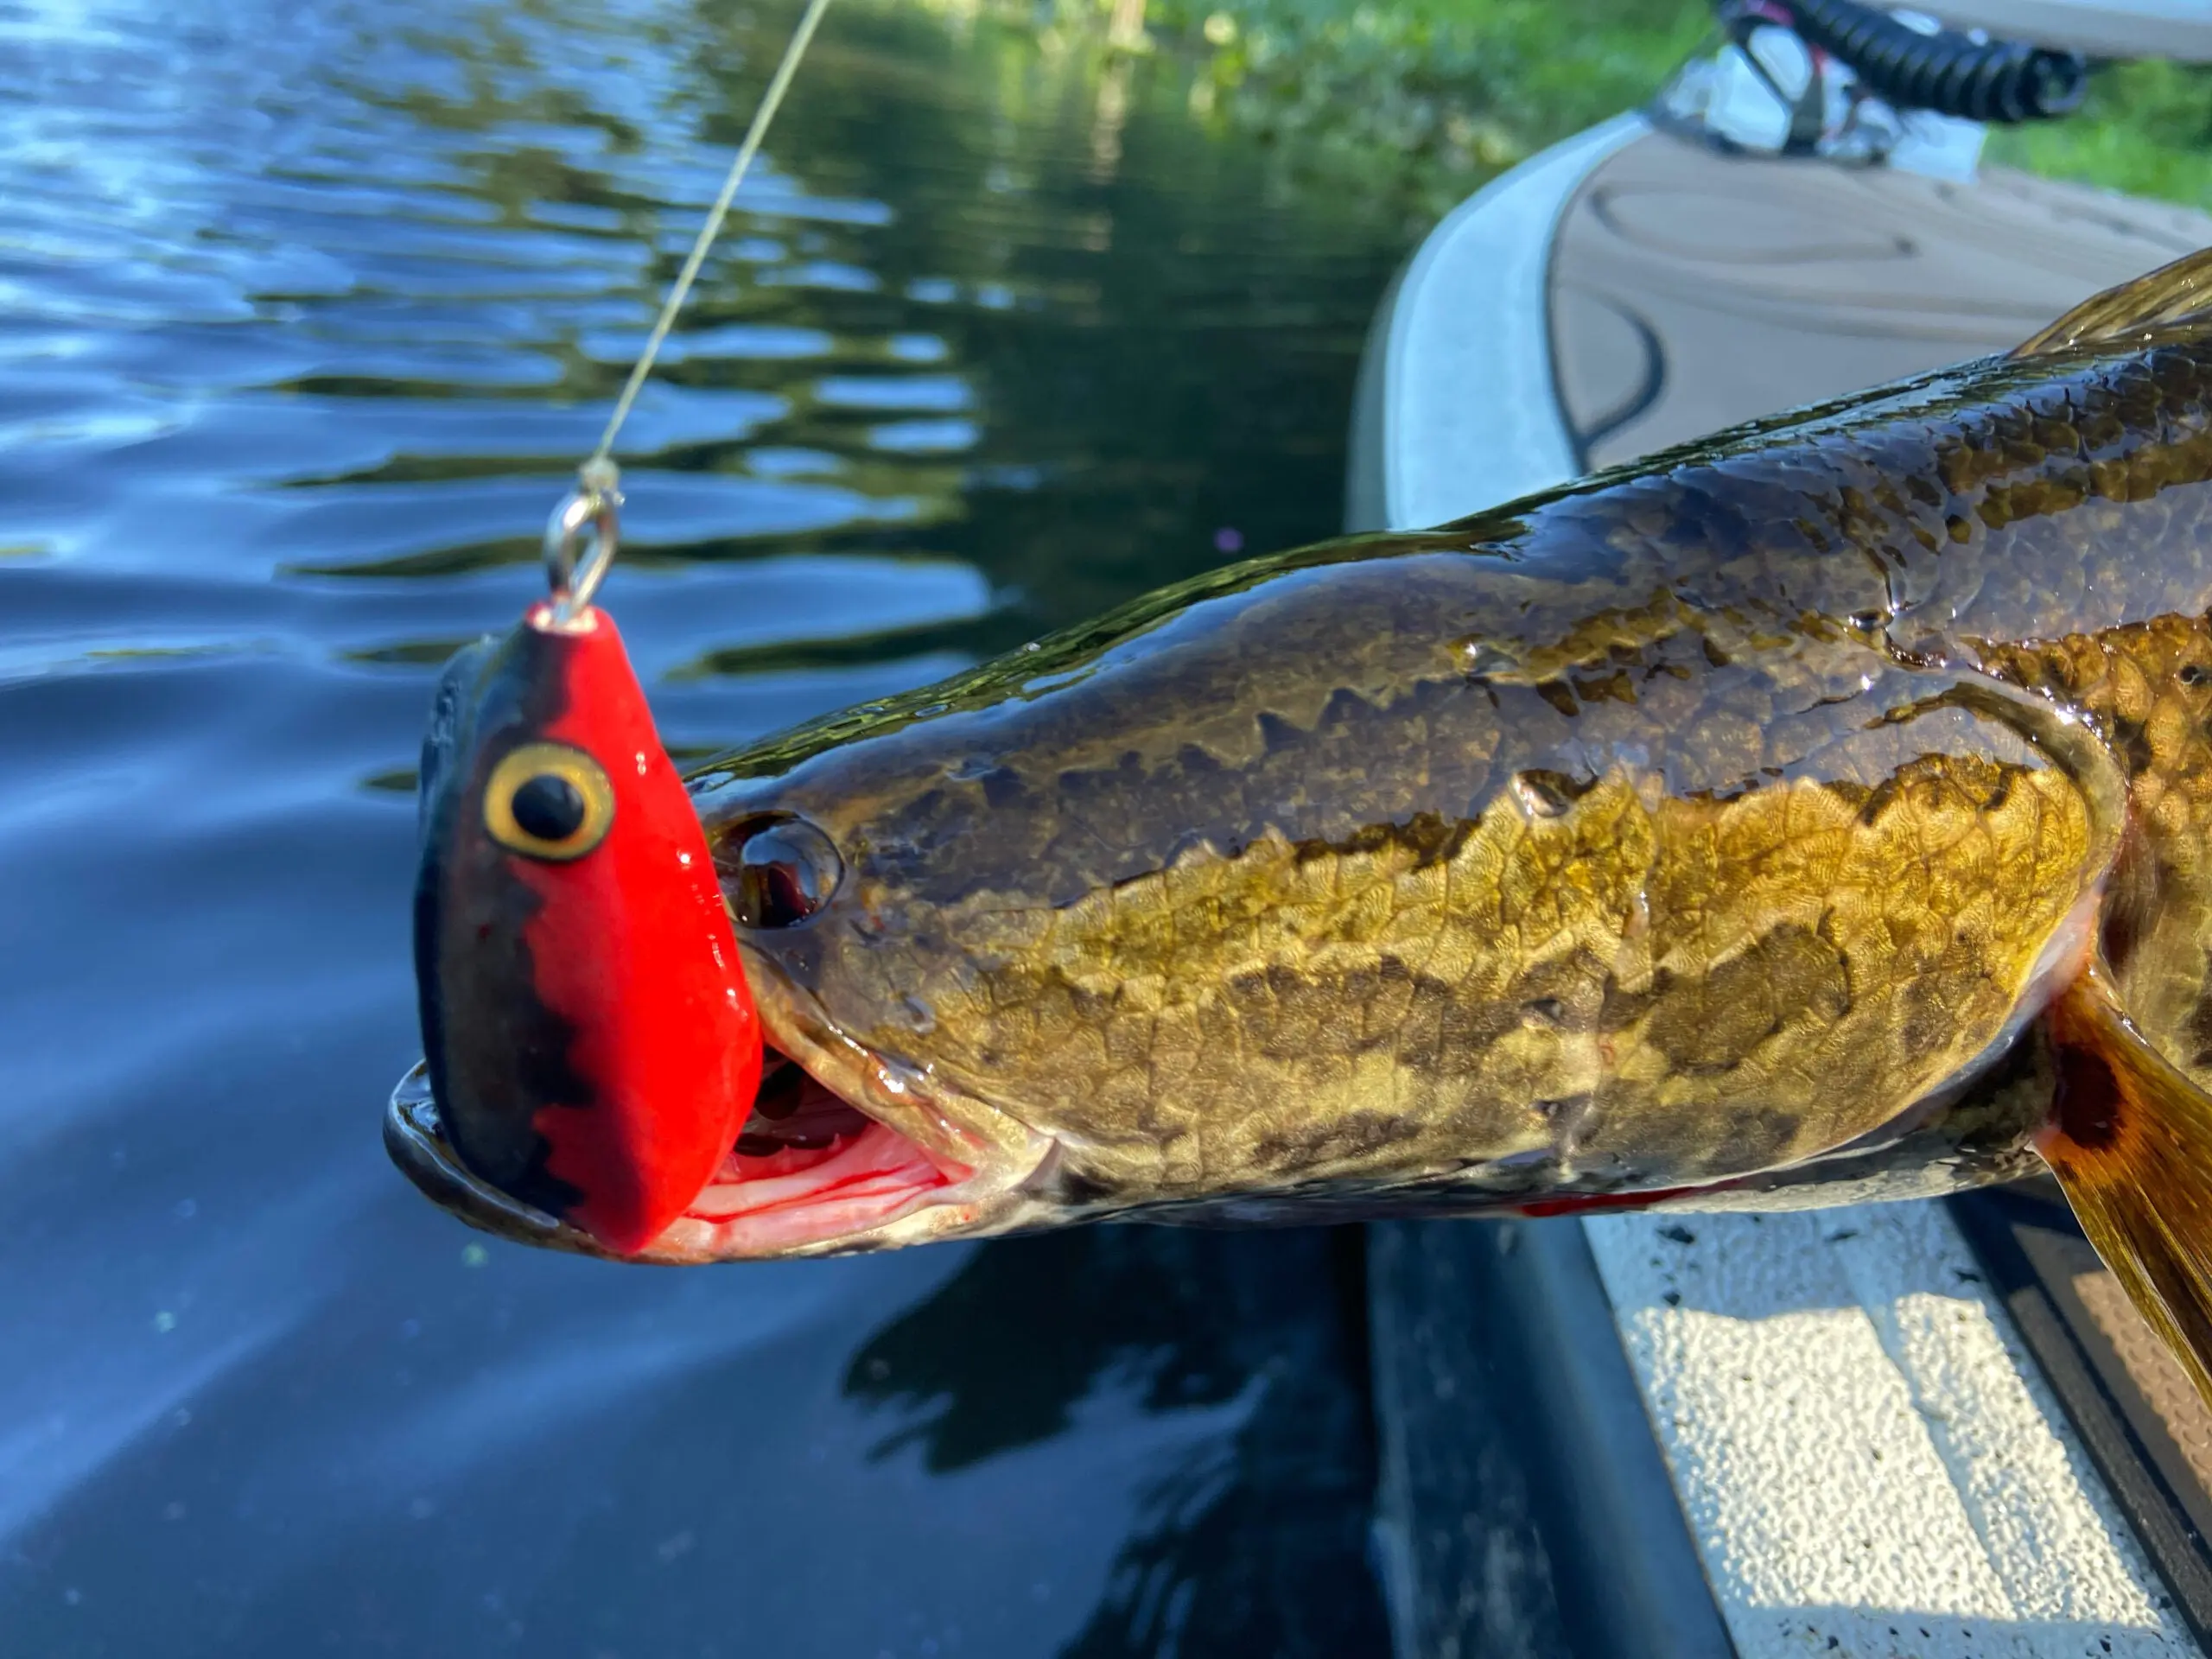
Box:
[543,456,623,625]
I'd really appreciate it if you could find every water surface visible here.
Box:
[0,0,1409,1651]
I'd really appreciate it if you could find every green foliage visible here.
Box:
[988,0,2212,219]
[1986,59,2212,211]
[1159,0,1714,214]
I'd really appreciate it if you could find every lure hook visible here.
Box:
[544,458,623,625]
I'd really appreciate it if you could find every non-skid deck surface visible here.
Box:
[1585,1204,2183,1657]
[1548,130,2212,1657]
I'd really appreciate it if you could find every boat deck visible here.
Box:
[1553,132,2212,470]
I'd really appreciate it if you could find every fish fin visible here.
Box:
[2012,247,2212,358]
[2040,967,2212,1412]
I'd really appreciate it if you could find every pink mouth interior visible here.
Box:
[673,1048,967,1252]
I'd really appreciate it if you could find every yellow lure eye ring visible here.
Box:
[483,741,616,861]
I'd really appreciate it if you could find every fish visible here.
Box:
[411,594,761,1255]
[394,250,2212,1406]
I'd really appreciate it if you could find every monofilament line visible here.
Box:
[586,0,835,479]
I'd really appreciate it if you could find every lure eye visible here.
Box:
[484,741,615,861]
[727,814,842,929]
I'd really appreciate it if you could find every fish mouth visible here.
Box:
[383,974,1058,1262]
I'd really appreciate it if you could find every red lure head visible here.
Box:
[411,602,762,1255]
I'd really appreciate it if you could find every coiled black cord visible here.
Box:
[1762,0,2088,123]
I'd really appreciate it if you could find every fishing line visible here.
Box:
[548,0,836,620]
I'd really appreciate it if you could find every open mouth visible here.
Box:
[680,1047,972,1251]
[385,1038,1037,1262]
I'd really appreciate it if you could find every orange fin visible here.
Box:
[2012,246,2212,358]
[2040,968,2212,1411]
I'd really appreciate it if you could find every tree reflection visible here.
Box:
[672,0,1409,632]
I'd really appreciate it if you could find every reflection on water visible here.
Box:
[848,1226,1388,1657]
[0,0,1406,1650]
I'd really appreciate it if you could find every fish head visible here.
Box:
[391,595,1255,1262]
[404,602,762,1256]
[647,567,1402,1257]
[393,543,1486,1262]
[690,721,1139,1254]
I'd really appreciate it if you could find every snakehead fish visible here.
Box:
[397,249,2212,1408]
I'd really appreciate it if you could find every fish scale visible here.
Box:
[678,262,2201,1237]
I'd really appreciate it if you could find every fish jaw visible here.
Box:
[383,963,1059,1262]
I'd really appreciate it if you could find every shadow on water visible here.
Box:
[846,1226,1390,1658]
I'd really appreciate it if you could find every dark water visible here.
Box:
[0,0,1409,1651]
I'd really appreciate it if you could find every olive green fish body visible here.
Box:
[392,253,2212,1419]
[698,325,2212,1221]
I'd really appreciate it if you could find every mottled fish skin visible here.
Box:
[692,324,2212,1223]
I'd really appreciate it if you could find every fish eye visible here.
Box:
[483,742,615,861]
[727,814,842,929]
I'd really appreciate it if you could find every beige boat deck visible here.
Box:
[1550,130,2212,469]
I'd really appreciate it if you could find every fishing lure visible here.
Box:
[406,0,830,1255]
[411,483,762,1255]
